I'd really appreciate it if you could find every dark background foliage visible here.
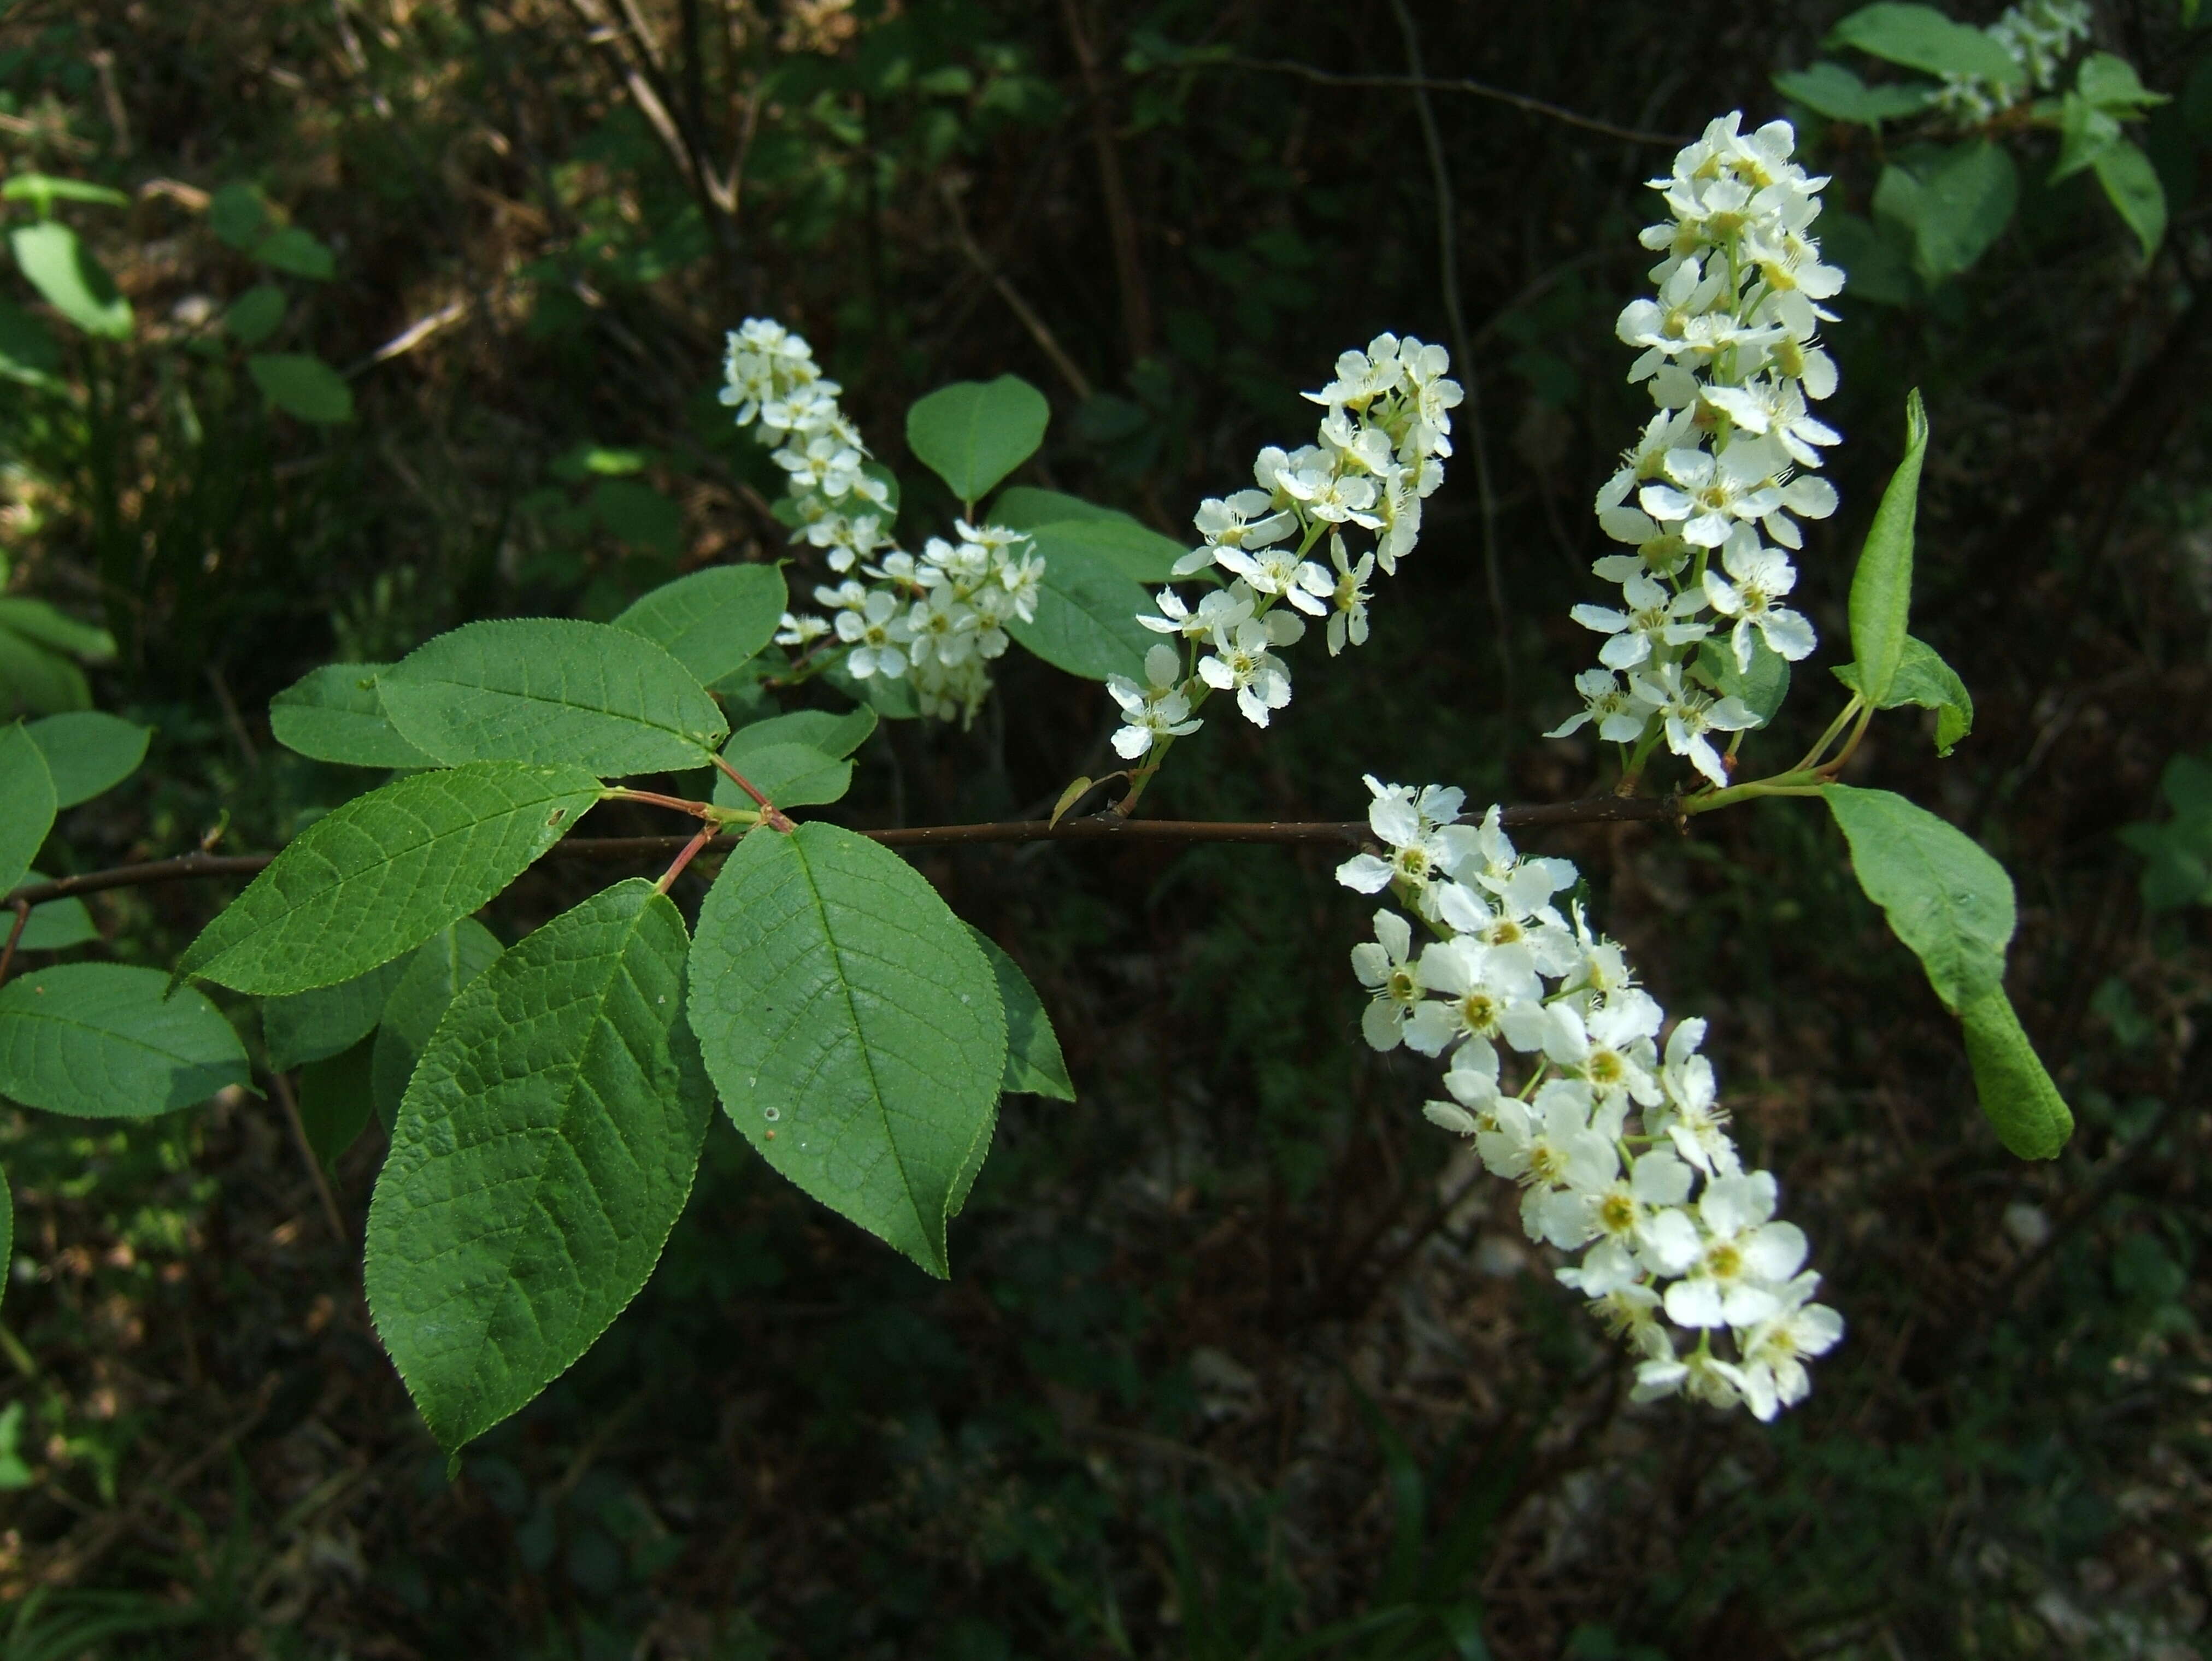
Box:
[2,1,2209,1656]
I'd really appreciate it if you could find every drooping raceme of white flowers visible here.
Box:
[1936,0,2094,123]
[721,318,1045,725]
[1104,336,1462,763]
[1338,775,1842,1419]
[1551,113,1846,788]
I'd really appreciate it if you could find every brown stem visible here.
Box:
[0,900,27,986]
[267,1070,349,1246]
[1059,0,1152,363]
[709,755,795,832]
[1222,57,1689,147]
[656,824,719,894]
[0,796,1678,911]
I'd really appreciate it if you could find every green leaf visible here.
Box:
[17,877,96,951]
[0,297,60,384]
[0,628,89,714]
[1913,143,2018,279]
[208,182,270,250]
[1823,784,2015,1011]
[1829,4,2026,86]
[2078,52,2166,112]
[1004,543,1156,683]
[2093,140,2167,260]
[0,723,56,898]
[222,284,286,346]
[0,964,250,1118]
[1027,518,1188,585]
[613,565,787,687]
[1696,635,1790,728]
[378,619,727,775]
[988,486,1133,529]
[2120,753,2212,911]
[370,920,503,1134]
[0,598,116,661]
[1772,61,1938,124]
[1834,635,1973,755]
[25,712,149,808]
[967,926,1074,1100]
[1846,390,1928,709]
[689,823,1006,1277]
[175,763,598,995]
[297,1038,375,1169]
[365,879,712,1452]
[2053,91,2125,182]
[262,954,414,1072]
[253,226,335,280]
[713,708,875,810]
[1960,988,2074,1159]
[1,173,131,210]
[905,375,1051,506]
[247,353,354,423]
[10,222,131,339]
[269,662,440,769]
[1,1163,9,1312]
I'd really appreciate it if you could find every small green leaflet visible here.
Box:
[223,284,286,346]
[0,598,115,661]
[1846,391,1928,710]
[0,964,250,1118]
[905,375,1050,506]
[25,711,149,807]
[248,354,353,423]
[690,823,1007,1277]
[1,174,131,210]
[1824,784,2014,1011]
[2119,752,2212,912]
[713,708,876,811]
[2092,140,2167,261]
[614,565,787,687]
[0,723,56,899]
[254,226,336,281]
[1911,144,2018,280]
[1772,61,1935,125]
[297,1039,376,1170]
[1834,635,1972,755]
[0,296,59,386]
[1960,988,2074,1159]
[1696,635,1790,728]
[1005,543,1156,683]
[371,920,504,1134]
[365,879,712,1453]
[1829,3,2025,87]
[269,662,439,769]
[175,762,597,995]
[378,619,727,775]
[1026,518,1188,585]
[10,221,131,339]
[262,953,415,1072]
[966,926,1075,1101]
[0,616,89,714]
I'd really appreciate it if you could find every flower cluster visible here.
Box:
[723,319,1043,723]
[1936,0,2093,123]
[1552,113,1845,787]
[1339,775,1842,1419]
[1105,335,1461,762]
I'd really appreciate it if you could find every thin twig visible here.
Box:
[1388,0,1510,703]
[1223,57,1689,148]
[0,796,1678,911]
[0,899,27,986]
[267,1070,349,1246]
[940,177,1095,400]
[1061,0,1153,362]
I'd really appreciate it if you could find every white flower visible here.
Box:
[1701,378,1840,469]
[1570,569,1710,670]
[1629,661,1758,787]
[1660,1171,1810,1330]
[1654,1018,1741,1177]
[834,589,913,679]
[1214,544,1332,616]
[1322,537,1376,656]
[1404,936,1543,1058]
[1702,531,1816,670]
[1108,644,1203,759]
[1197,617,1294,727]
[1334,775,1466,908]
[1351,909,1425,1051]
[1138,584,1251,641]
[1547,667,1650,744]
[1732,1273,1845,1420]
[774,611,830,648]
[1638,441,1785,550]
[1537,990,1666,1116]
